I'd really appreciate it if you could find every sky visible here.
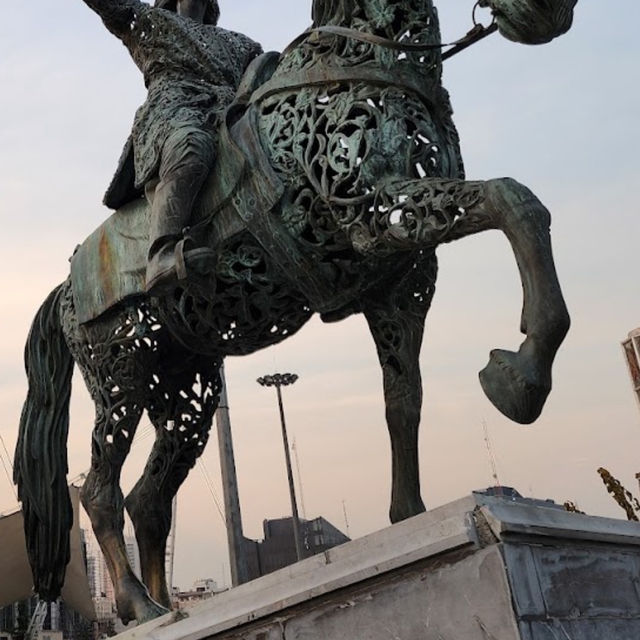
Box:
[1,1,640,592]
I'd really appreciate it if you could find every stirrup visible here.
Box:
[174,237,216,279]
[174,238,189,281]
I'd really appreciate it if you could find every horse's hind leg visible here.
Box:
[125,357,221,607]
[81,388,168,624]
[363,266,434,522]
[61,290,169,624]
[362,177,570,424]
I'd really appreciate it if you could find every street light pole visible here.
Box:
[257,373,304,562]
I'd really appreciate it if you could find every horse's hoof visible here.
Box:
[479,348,550,424]
[119,599,169,626]
[137,600,170,625]
[116,580,170,625]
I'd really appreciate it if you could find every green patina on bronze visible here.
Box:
[16,0,578,625]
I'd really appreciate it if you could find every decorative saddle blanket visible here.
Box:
[70,198,150,325]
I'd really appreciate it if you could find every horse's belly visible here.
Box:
[154,235,314,357]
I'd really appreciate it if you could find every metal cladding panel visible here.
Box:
[520,619,640,640]
[503,542,640,638]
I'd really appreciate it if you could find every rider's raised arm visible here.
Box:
[81,0,146,39]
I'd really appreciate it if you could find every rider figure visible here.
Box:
[81,0,262,293]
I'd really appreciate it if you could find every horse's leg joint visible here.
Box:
[485,177,551,230]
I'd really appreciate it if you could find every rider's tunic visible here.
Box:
[81,0,262,207]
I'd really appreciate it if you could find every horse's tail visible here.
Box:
[14,283,74,601]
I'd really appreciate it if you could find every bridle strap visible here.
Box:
[282,22,497,61]
[249,64,440,109]
[251,20,498,107]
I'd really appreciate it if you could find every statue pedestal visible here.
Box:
[121,494,640,640]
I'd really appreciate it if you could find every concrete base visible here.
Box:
[122,495,640,640]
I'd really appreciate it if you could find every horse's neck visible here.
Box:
[316,0,440,41]
[281,0,443,78]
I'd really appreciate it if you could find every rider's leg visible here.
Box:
[362,256,435,522]
[146,127,217,294]
[125,357,221,607]
[350,176,570,424]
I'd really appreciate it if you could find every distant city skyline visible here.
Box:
[1,1,639,591]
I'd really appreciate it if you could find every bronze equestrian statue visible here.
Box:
[15,0,578,625]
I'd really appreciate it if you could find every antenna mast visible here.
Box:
[0,433,17,501]
[342,499,351,538]
[482,420,501,487]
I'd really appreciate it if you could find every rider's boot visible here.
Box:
[144,156,216,295]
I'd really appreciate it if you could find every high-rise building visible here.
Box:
[125,534,141,580]
[83,529,113,604]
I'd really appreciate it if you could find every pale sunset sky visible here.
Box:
[1,1,639,590]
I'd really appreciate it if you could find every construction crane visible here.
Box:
[0,432,18,501]
[482,420,501,488]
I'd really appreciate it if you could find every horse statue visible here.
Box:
[15,0,577,624]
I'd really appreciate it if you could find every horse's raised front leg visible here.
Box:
[81,392,168,625]
[125,358,221,607]
[363,261,435,522]
[360,176,570,424]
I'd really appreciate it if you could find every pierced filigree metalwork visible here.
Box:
[155,236,313,356]
[15,0,577,625]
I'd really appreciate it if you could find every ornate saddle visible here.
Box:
[70,51,358,324]
[71,53,281,325]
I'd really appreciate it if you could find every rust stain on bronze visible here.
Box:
[98,227,115,303]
